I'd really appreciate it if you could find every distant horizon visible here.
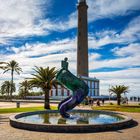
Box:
[0,0,140,97]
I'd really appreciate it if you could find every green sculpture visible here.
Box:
[56,58,89,118]
[61,57,68,70]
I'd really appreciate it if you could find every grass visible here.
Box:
[92,105,140,113]
[1,104,140,114]
[0,106,57,114]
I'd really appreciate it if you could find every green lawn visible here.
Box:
[0,106,57,114]
[92,105,140,113]
[0,105,140,114]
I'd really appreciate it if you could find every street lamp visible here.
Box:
[109,85,111,103]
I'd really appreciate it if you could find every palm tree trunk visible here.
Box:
[44,89,50,109]
[8,88,10,99]
[10,70,14,100]
[25,87,27,99]
[117,95,121,105]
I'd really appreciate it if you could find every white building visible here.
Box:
[50,76,99,100]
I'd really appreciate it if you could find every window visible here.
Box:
[88,81,90,88]
[92,82,94,88]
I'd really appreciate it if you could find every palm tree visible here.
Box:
[28,66,58,109]
[18,89,26,99]
[19,80,32,98]
[109,85,129,105]
[0,62,6,69]
[3,60,22,99]
[1,81,16,99]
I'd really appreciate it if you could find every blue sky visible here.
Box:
[0,0,140,97]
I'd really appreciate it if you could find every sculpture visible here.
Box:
[56,58,89,118]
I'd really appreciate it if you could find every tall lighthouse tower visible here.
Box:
[77,0,88,77]
[49,0,100,99]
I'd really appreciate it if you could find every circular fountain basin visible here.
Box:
[10,110,133,133]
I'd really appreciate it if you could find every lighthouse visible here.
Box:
[77,0,88,77]
[50,0,100,99]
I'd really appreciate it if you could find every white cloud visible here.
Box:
[112,43,140,57]
[37,10,78,32]
[0,0,51,44]
[121,16,140,40]
[10,38,76,57]
[90,68,140,80]
[88,31,121,49]
[90,54,140,70]
[89,53,101,61]
[87,0,140,21]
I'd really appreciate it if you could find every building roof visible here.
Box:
[80,76,99,81]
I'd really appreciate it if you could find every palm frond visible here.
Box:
[109,85,129,95]
[28,66,58,90]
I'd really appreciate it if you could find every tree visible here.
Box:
[0,62,6,69]
[19,80,32,98]
[3,60,22,99]
[28,66,58,109]
[0,89,5,97]
[109,85,129,105]
[1,81,16,99]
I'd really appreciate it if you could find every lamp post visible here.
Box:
[109,85,111,103]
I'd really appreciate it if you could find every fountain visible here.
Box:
[10,59,134,133]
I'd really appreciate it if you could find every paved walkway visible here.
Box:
[0,101,44,108]
[0,101,140,140]
[0,112,139,140]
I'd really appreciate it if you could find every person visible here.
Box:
[126,97,128,104]
[91,98,94,106]
[102,98,105,105]
[89,97,93,106]
[134,97,137,101]
[96,99,100,106]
